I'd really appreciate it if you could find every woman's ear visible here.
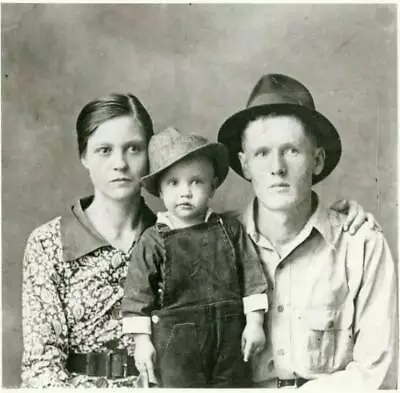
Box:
[313,147,326,176]
[80,154,89,170]
[238,152,251,181]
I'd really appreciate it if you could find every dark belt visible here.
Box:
[277,377,309,388]
[66,349,138,379]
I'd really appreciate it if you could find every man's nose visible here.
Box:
[270,151,287,176]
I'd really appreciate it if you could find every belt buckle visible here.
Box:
[109,350,128,379]
[276,378,297,389]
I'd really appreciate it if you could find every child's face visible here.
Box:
[159,155,217,226]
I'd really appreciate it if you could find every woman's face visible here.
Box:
[81,116,149,202]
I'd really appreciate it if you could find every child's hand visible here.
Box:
[134,334,157,384]
[241,316,266,362]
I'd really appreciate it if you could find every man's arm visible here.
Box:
[300,230,398,390]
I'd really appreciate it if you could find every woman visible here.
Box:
[21,93,375,388]
[21,94,155,387]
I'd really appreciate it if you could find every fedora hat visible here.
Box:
[141,127,230,196]
[217,73,341,184]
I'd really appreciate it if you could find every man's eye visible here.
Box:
[286,148,299,156]
[255,150,268,157]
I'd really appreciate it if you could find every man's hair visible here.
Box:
[241,110,320,151]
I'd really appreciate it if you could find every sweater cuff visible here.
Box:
[122,316,152,334]
[243,293,269,314]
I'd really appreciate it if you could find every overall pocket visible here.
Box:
[303,307,353,372]
[154,321,206,387]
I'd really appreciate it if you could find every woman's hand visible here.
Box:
[133,334,157,385]
[330,199,379,235]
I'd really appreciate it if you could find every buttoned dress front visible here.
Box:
[21,196,156,388]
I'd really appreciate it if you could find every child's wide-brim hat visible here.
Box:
[217,73,341,184]
[141,127,230,196]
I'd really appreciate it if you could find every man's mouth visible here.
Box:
[270,182,290,189]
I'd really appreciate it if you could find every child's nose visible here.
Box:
[179,183,192,197]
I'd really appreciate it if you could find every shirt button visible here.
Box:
[277,305,284,312]
[277,348,285,356]
[151,315,160,324]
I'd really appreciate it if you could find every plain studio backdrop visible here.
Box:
[1,4,397,387]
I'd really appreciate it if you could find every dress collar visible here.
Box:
[61,196,156,261]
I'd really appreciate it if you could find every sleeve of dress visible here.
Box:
[121,228,163,334]
[21,223,71,388]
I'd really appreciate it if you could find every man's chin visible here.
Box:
[257,196,296,211]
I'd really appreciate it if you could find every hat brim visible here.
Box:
[141,142,230,196]
[217,103,341,184]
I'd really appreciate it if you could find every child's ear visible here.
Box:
[210,177,219,196]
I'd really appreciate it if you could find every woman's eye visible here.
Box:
[97,147,111,155]
[127,145,140,153]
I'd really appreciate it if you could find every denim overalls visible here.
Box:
[151,215,251,387]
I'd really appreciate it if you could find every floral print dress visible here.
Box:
[21,197,155,388]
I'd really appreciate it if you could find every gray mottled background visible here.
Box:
[2,3,397,387]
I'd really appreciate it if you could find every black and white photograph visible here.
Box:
[2,3,398,389]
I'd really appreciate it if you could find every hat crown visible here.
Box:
[147,127,211,174]
[247,73,316,110]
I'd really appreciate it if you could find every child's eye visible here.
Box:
[191,178,203,185]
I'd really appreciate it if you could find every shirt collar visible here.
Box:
[156,208,214,229]
[242,192,340,249]
[61,196,156,261]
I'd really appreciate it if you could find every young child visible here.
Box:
[121,127,268,388]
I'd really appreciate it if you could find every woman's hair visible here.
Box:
[76,93,154,156]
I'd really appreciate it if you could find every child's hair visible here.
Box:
[156,153,218,195]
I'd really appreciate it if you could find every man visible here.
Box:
[217,74,398,389]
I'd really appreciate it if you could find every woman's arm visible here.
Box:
[330,199,379,234]
[21,222,71,387]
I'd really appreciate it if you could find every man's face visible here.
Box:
[238,115,325,212]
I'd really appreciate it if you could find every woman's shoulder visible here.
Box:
[24,216,64,273]
[27,216,62,243]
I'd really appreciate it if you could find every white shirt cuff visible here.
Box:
[122,316,151,334]
[243,293,269,314]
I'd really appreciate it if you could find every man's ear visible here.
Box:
[313,147,326,176]
[238,152,251,181]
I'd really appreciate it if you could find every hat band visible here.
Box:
[249,93,315,110]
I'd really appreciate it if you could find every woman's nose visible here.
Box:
[111,151,128,170]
